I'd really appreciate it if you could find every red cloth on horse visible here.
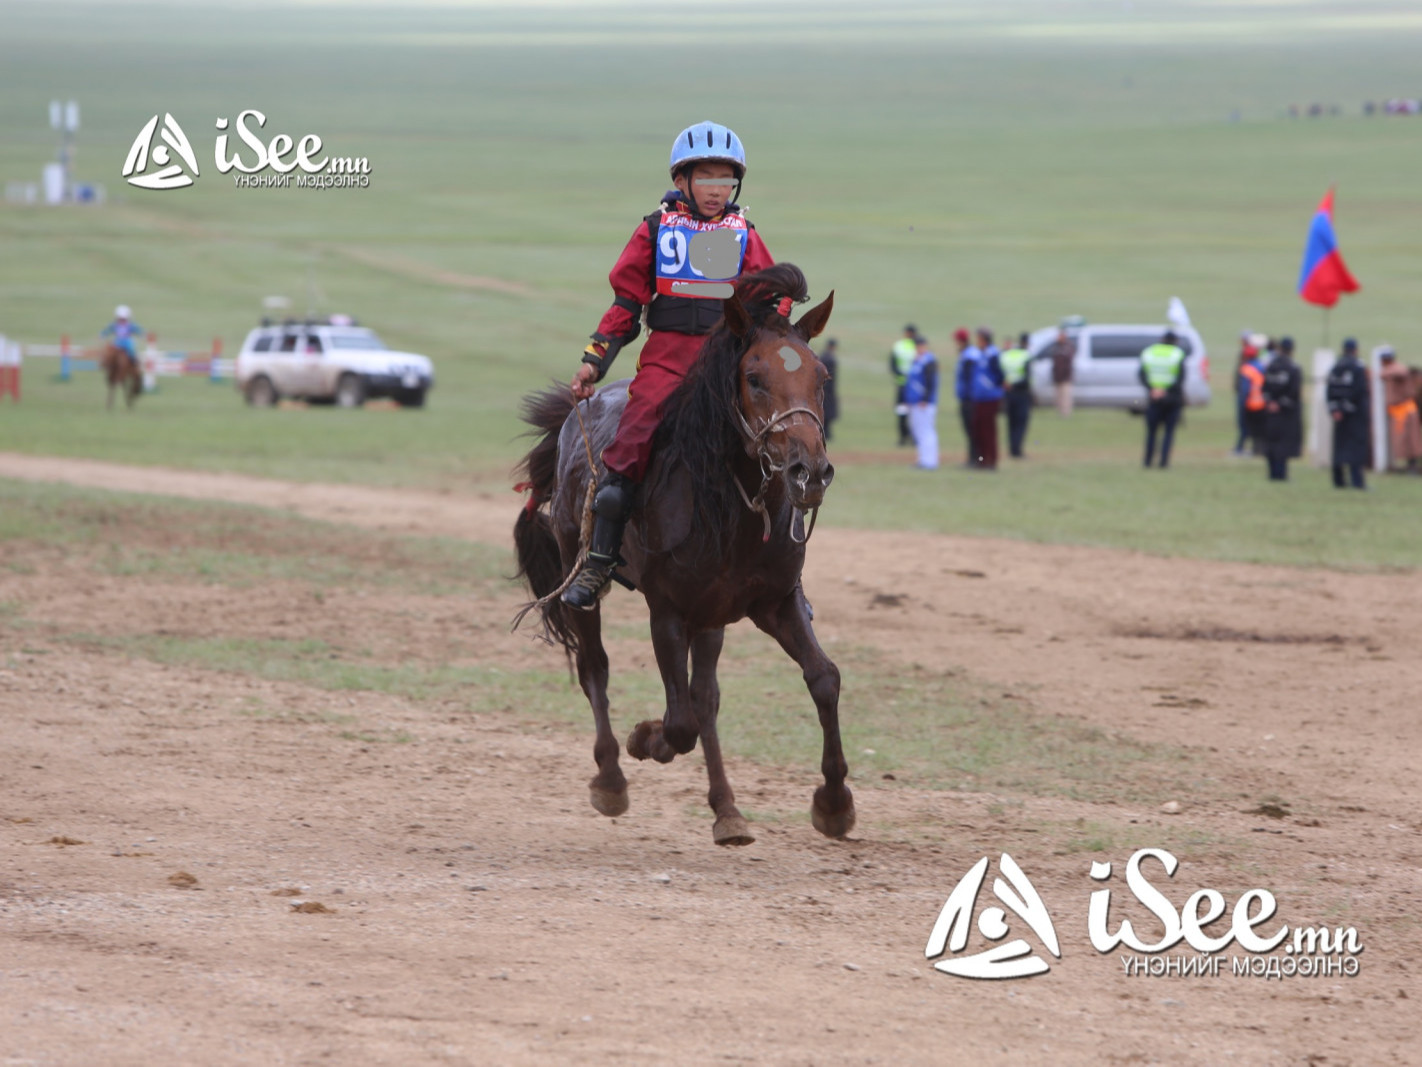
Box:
[601,331,704,482]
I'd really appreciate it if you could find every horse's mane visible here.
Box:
[652,263,811,551]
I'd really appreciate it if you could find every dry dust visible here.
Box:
[1,453,1419,1066]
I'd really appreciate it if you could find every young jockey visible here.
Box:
[101,305,144,369]
[561,121,775,610]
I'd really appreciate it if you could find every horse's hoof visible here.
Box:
[589,784,629,818]
[627,720,675,763]
[811,786,856,839]
[713,814,755,847]
[626,721,656,761]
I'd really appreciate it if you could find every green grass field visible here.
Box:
[1,1,1419,567]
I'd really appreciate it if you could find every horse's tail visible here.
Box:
[512,387,579,657]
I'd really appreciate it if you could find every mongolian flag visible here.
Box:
[1297,187,1360,307]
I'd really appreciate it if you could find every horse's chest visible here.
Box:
[643,547,800,625]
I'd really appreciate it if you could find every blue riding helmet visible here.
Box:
[669,121,746,179]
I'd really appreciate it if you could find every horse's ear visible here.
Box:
[794,290,834,340]
[722,291,752,338]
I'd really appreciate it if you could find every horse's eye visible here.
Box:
[746,373,764,391]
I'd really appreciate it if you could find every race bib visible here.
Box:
[654,212,748,298]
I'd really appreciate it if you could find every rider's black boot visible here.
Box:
[562,473,634,611]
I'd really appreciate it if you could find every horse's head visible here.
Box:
[722,281,836,511]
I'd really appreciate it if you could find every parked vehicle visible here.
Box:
[235,319,434,408]
[1027,323,1211,410]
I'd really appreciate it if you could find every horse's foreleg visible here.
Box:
[106,378,115,411]
[752,585,854,839]
[627,610,696,763]
[568,605,627,817]
[691,628,753,846]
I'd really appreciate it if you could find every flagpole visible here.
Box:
[1322,306,1331,350]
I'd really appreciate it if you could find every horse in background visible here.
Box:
[101,344,142,410]
[513,263,852,846]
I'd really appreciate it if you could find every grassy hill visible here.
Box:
[1,0,1418,565]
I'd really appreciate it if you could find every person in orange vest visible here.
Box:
[1231,332,1255,455]
[1235,337,1267,456]
[1378,345,1422,474]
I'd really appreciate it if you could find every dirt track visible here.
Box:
[1,453,1418,1065]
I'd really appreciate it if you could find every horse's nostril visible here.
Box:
[788,462,810,489]
[822,462,835,486]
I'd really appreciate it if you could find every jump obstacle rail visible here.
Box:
[12,334,236,396]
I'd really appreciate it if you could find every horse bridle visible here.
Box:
[731,404,825,545]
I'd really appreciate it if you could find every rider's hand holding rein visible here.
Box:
[571,347,604,400]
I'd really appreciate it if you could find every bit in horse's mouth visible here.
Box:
[789,483,827,510]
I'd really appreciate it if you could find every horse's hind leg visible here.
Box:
[567,605,627,817]
[690,628,753,846]
[627,609,697,764]
[752,585,855,839]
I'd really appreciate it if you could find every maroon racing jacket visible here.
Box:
[589,194,775,374]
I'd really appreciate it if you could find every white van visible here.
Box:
[1027,324,1211,410]
[235,320,434,408]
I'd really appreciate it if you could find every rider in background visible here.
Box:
[561,121,775,610]
[101,305,144,370]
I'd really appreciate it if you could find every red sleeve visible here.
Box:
[742,225,774,274]
[593,221,656,341]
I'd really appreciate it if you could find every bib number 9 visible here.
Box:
[658,229,688,274]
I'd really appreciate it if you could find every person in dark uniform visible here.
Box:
[818,338,840,442]
[1138,330,1188,468]
[998,332,1033,458]
[1261,336,1302,481]
[1326,337,1371,490]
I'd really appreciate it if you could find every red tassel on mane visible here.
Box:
[513,480,539,514]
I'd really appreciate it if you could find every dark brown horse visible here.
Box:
[100,344,142,410]
[513,264,852,845]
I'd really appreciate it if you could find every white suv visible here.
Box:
[235,320,434,408]
[1028,323,1211,410]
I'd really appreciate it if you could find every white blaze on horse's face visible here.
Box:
[740,330,835,510]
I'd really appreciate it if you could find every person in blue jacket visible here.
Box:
[904,334,939,469]
[101,305,144,370]
[953,328,978,467]
[967,327,1004,468]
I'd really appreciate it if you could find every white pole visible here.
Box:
[142,336,158,394]
[1368,347,1388,472]
[1309,348,1335,468]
